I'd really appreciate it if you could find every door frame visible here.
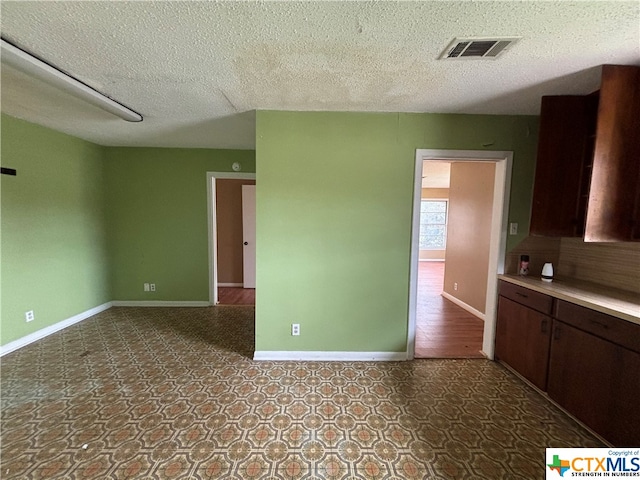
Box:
[407,149,513,360]
[207,172,256,305]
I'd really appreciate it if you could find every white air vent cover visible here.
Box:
[439,37,521,60]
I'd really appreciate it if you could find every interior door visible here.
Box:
[242,185,256,288]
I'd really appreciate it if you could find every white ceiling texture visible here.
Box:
[1,1,638,150]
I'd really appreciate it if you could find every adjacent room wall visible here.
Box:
[420,188,449,261]
[104,148,255,302]
[1,114,110,346]
[422,188,449,199]
[442,162,496,314]
[216,178,256,284]
[255,111,539,354]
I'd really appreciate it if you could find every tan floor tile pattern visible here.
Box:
[1,306,602,479]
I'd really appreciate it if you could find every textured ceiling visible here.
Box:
[1,1,639,149]
[422,161,451,189]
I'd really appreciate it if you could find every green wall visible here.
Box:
[1,114,110,345]
[2,109,538,355]
[1,114,255,347]
[255,111,539,353]
[104,148,255,301]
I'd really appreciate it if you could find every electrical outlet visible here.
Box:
[150,284,156,292]
[509,222,518,235]
[454,282,458,291]
[291,324,300,336]
[25,310,34,322]
[144,283,150,292]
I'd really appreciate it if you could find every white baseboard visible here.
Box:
[1,302,113,357]
[253,351,407,361]
[441,291,486,321]
[112,301,210,307]
[218,283,243,287]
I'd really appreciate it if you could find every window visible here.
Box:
[419,200,448,249]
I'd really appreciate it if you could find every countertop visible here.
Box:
[498,274,640,325]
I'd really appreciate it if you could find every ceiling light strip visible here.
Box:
[1,38,143,122]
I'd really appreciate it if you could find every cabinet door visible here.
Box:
[585,65,640,242]
[495,296,552,390]
[548,321,640,446]
[530,95,598,237]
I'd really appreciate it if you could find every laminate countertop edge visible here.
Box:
[498,274,640,325]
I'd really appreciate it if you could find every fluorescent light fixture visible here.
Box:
[1,38,143,122]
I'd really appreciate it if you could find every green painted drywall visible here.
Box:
[255,111,539,353]
[104,148,255,301]
[1,114,110,346]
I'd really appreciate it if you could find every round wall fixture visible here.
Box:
[232,162,241,172]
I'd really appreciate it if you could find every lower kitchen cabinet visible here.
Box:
[548,319,640,446]
[495,296,551,390]
[496,281,640,446]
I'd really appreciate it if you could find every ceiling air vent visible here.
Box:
[439,37,520,60]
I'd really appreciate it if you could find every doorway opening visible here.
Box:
[207,172,256,306]
[416,165,486,358]
[407,150,513,360]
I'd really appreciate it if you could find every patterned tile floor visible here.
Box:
[1,306,602,479]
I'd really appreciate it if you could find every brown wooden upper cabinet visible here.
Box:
[530,65,640,241]
[529,95,598,237]
[586,65,640,241]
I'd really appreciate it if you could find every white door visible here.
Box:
[242,185,256,288]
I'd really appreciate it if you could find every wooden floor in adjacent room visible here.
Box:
[415,261,485,359]
[218,287,255,305]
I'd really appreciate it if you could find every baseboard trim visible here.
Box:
[441,291,486,321]
[253,351,407,361]
[218,283,243,287]
[112,301,210,307]
[0,302,113,357]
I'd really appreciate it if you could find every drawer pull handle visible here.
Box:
[541,319,548,334]
[515,292,528,298]
[590,320,609,329]
[553,325,561,340]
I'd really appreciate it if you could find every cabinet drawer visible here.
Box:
[554,300,640,353]
[498,281,553,314]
